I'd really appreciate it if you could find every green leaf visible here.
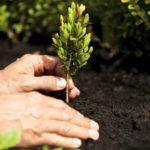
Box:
[71,2,76,14]
[0,129,21,149]
[70,36,77,41]
[128,4,140,10]
[83,33,91,48]
[63,29,69,40]
[82,53,90,61]
[79,61,87,67]
[60,15,64,25]
[13,24,24,33]
[131,11,138,16]
[83,14,89,24]
[53,147,63,150]
[88,46,93,53]
[58,48,67,61]
[68,8,74,23]
[53,33,62,47]
[84,46,88,52]
[75,22,82,36]
[145,0,150,4]
[0,5,7,11]
[35,3,42,10]
[67,23,72,33]
[121,0,130,3]
[28,8,34,15]
[42,145,50,150]
[52,37,57,45]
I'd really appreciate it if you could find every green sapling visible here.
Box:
[52,2,93,103]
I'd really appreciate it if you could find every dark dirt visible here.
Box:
[0,40,150,150]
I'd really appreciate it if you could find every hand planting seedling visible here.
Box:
[52,2,93,103]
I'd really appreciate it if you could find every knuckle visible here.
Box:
[22,54,32,59]
[21,54,34,63]
[50,138,60,147]
[65,112,76,122]
[21,78,32,91]
[26,92,42,104]
[61,124,72,135]
[41,55,48,60]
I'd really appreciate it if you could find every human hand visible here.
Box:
[0,54,80,99]
[0,92,99,148]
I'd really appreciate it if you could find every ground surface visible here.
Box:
[0,40,150,150]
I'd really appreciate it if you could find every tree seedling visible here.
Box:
[52,2,93,103]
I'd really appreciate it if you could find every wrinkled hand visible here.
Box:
[0,92,99,148]
[0,54,80,99]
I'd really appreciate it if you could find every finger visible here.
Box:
[23,76,66,91]
[69,87,80,99]
[27,92,93,129]
[67,78,80,99]
[19,54,61,76]
[38,120,99,140]
[39,133,82,148]
[42,107,99,130]
[39,55,62,75]
[25,92,99,140]
[27,92,83,122]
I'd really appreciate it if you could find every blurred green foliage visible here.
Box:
[0,0,70,43]
[0,129,21,149]
[78,0,150,57]
[122,0,150,28]
[0,0,149,57]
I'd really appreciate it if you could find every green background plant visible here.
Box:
[0,130,21,150]
[78,0,150,57]
[0,0,70,43]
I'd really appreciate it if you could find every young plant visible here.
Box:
[52,2,93,103]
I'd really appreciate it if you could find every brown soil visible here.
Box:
[0,40,150,150]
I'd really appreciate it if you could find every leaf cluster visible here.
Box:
[52,2,93,76]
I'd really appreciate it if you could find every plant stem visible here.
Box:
[65,72,69,103]
[65,56,71,103]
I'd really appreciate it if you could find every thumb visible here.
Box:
[28,76,66,91]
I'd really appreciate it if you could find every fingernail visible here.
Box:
[57,78,66,89]
[89,129,99,140]
[75,87,80,94]
[73,138,82,147]
[90,120,99,130]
